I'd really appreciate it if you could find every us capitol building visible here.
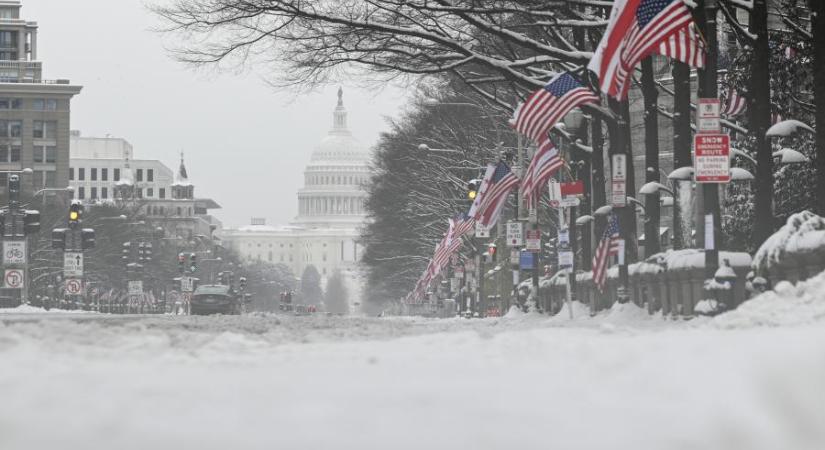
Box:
[220,89,371,290]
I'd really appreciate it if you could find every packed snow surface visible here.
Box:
[1,292,824,450]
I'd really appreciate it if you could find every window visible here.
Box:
[268,252,273,262]
[69,168,74,180]
[101,168,108,181]
[33,121,57,139]
[146,188,153,198]
[45,171,55,188]
[136,169,143,182]
[0,145,20,162]
[177,207,182,216]
[91,168,97,181]
[77,187,85,199]
[78,168,85,181]
[32,171,43,187]
[33,145,58,163]
[45,146,56,163]
[101,187,108,199]
[0,98,21,109]
[147,169,154,182]
[159,188,165,199]
[91,187,97,199]
[114,168,120,181]
[136,188,142,198]
[0,120,21,137]
[32,99,57,111]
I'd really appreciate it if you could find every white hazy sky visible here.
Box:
[23,0,409,228]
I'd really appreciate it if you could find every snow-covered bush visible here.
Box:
[752,211,825,276]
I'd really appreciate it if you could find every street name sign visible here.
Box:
[506,221,524,247]
[2,240,26,265]
[4,269,24,289]
[65,278,83,296]
[697,98,721,133]
[695,134,731,183]
[63,252,84,277]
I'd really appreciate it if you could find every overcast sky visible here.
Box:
[23,0,408,228]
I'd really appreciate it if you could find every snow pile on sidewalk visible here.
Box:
[0,304,91,315]
[753,211,825,275]
[713,269,825,328]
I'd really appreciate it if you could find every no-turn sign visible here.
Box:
[4,269,24,289]
[65,278,83,296]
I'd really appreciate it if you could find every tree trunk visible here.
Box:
[641,57,661,257]
[671,61,692,249]
[811,0,825,216]
[750,0,774,245]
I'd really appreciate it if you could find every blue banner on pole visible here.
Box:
[519,251,534,270]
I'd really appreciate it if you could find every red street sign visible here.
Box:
[560,180,584,197]
[695,134,731,183]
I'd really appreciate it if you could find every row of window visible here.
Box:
[0,120,58,139]
[246,253,332,275]
[306,174,367,186]
[0,170,56,188]
[0,144,58,163]
[146,205,193,217]
[0,98,58,111]
[74,185,167,200]
[69,167,154,182]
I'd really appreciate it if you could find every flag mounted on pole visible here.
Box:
[510,72,600,143]
[522,134,563,204]
[656,22,706,68]
[722,88,747,117]
[588,0,700,99]
[592,214,621,292]
[471,161,519,228]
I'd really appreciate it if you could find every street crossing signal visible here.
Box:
[81,229,95,249]
[178,253,186,274]
[142,242,152,262]
[122,242,132,263]
[189,253,197,273]
[487,243,497,263]
[238,276,247,291]
[69,201,83,228]
[52,228,67,249]
[24,210,40,234]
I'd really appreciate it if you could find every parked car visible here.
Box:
[190,285,240,315]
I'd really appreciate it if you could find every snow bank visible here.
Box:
[0,305,93,315]
[713,269,825,328]
[753,211,825,275]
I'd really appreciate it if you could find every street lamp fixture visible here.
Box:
[576,215,594,226]
[639,181,675,196]
[593,205,613,216]
[730,167,755,181]
[667,166,694,181]
[772,147,809,164]
[765,119,815,138]
[417,143,464,155]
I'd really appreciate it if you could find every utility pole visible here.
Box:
[696,0,722,292]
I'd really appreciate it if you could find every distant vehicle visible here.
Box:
[190,285,240,315]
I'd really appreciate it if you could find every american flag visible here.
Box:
[723,88,747,117]
[656,22,706,68]
[592,214,621,292]
[522,134,563,204]
[472,161,520,228]
[589,0,698,99]
[510,72,599,143]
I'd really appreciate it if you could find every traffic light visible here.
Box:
[467,179,480,201]
[142,242,152,262]
[178,253,186,274]
[122,242,132,264]
[137,242,145,262]
[23,210,40,234]
[238,277,247,291]
[52,228,67,250]
[68,201,83,228]
[81,229,95,250]
[218,271,227,285]
[7,174,19,204]
[189,253,197,273]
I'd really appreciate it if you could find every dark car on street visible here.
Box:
[190,285,240,315]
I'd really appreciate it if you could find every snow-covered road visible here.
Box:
[0,297,823,450]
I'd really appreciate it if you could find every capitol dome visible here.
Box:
[294,88,372,229]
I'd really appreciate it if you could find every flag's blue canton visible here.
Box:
[605,214,620,237]
[492,162,511,183]
[545,73,581,97]
[636,0,674,28]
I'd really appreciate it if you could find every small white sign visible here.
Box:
[506,221,524,247]
[548,180,563,207]
[558,251,574,268]
[705,214,715,250]
[454,266,465,279]
[612,154,627,181]
[63,252,84,278]
[4,269,24,289]
[698,98,721,133]
[611,154,627,207]
[64,278,83,296]
[559,197,581,207]
[181,276,195,292]
[474,222,490,238]
[2,240,26,265]
[558,228,570,247]
[525,229,541,251]
[128,280,144,296]
[450,278,460,293]
[509,249,520,265]
[617,239,626,265]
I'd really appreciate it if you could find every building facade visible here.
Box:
[221,89,370,284]
[0,0,81,201]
